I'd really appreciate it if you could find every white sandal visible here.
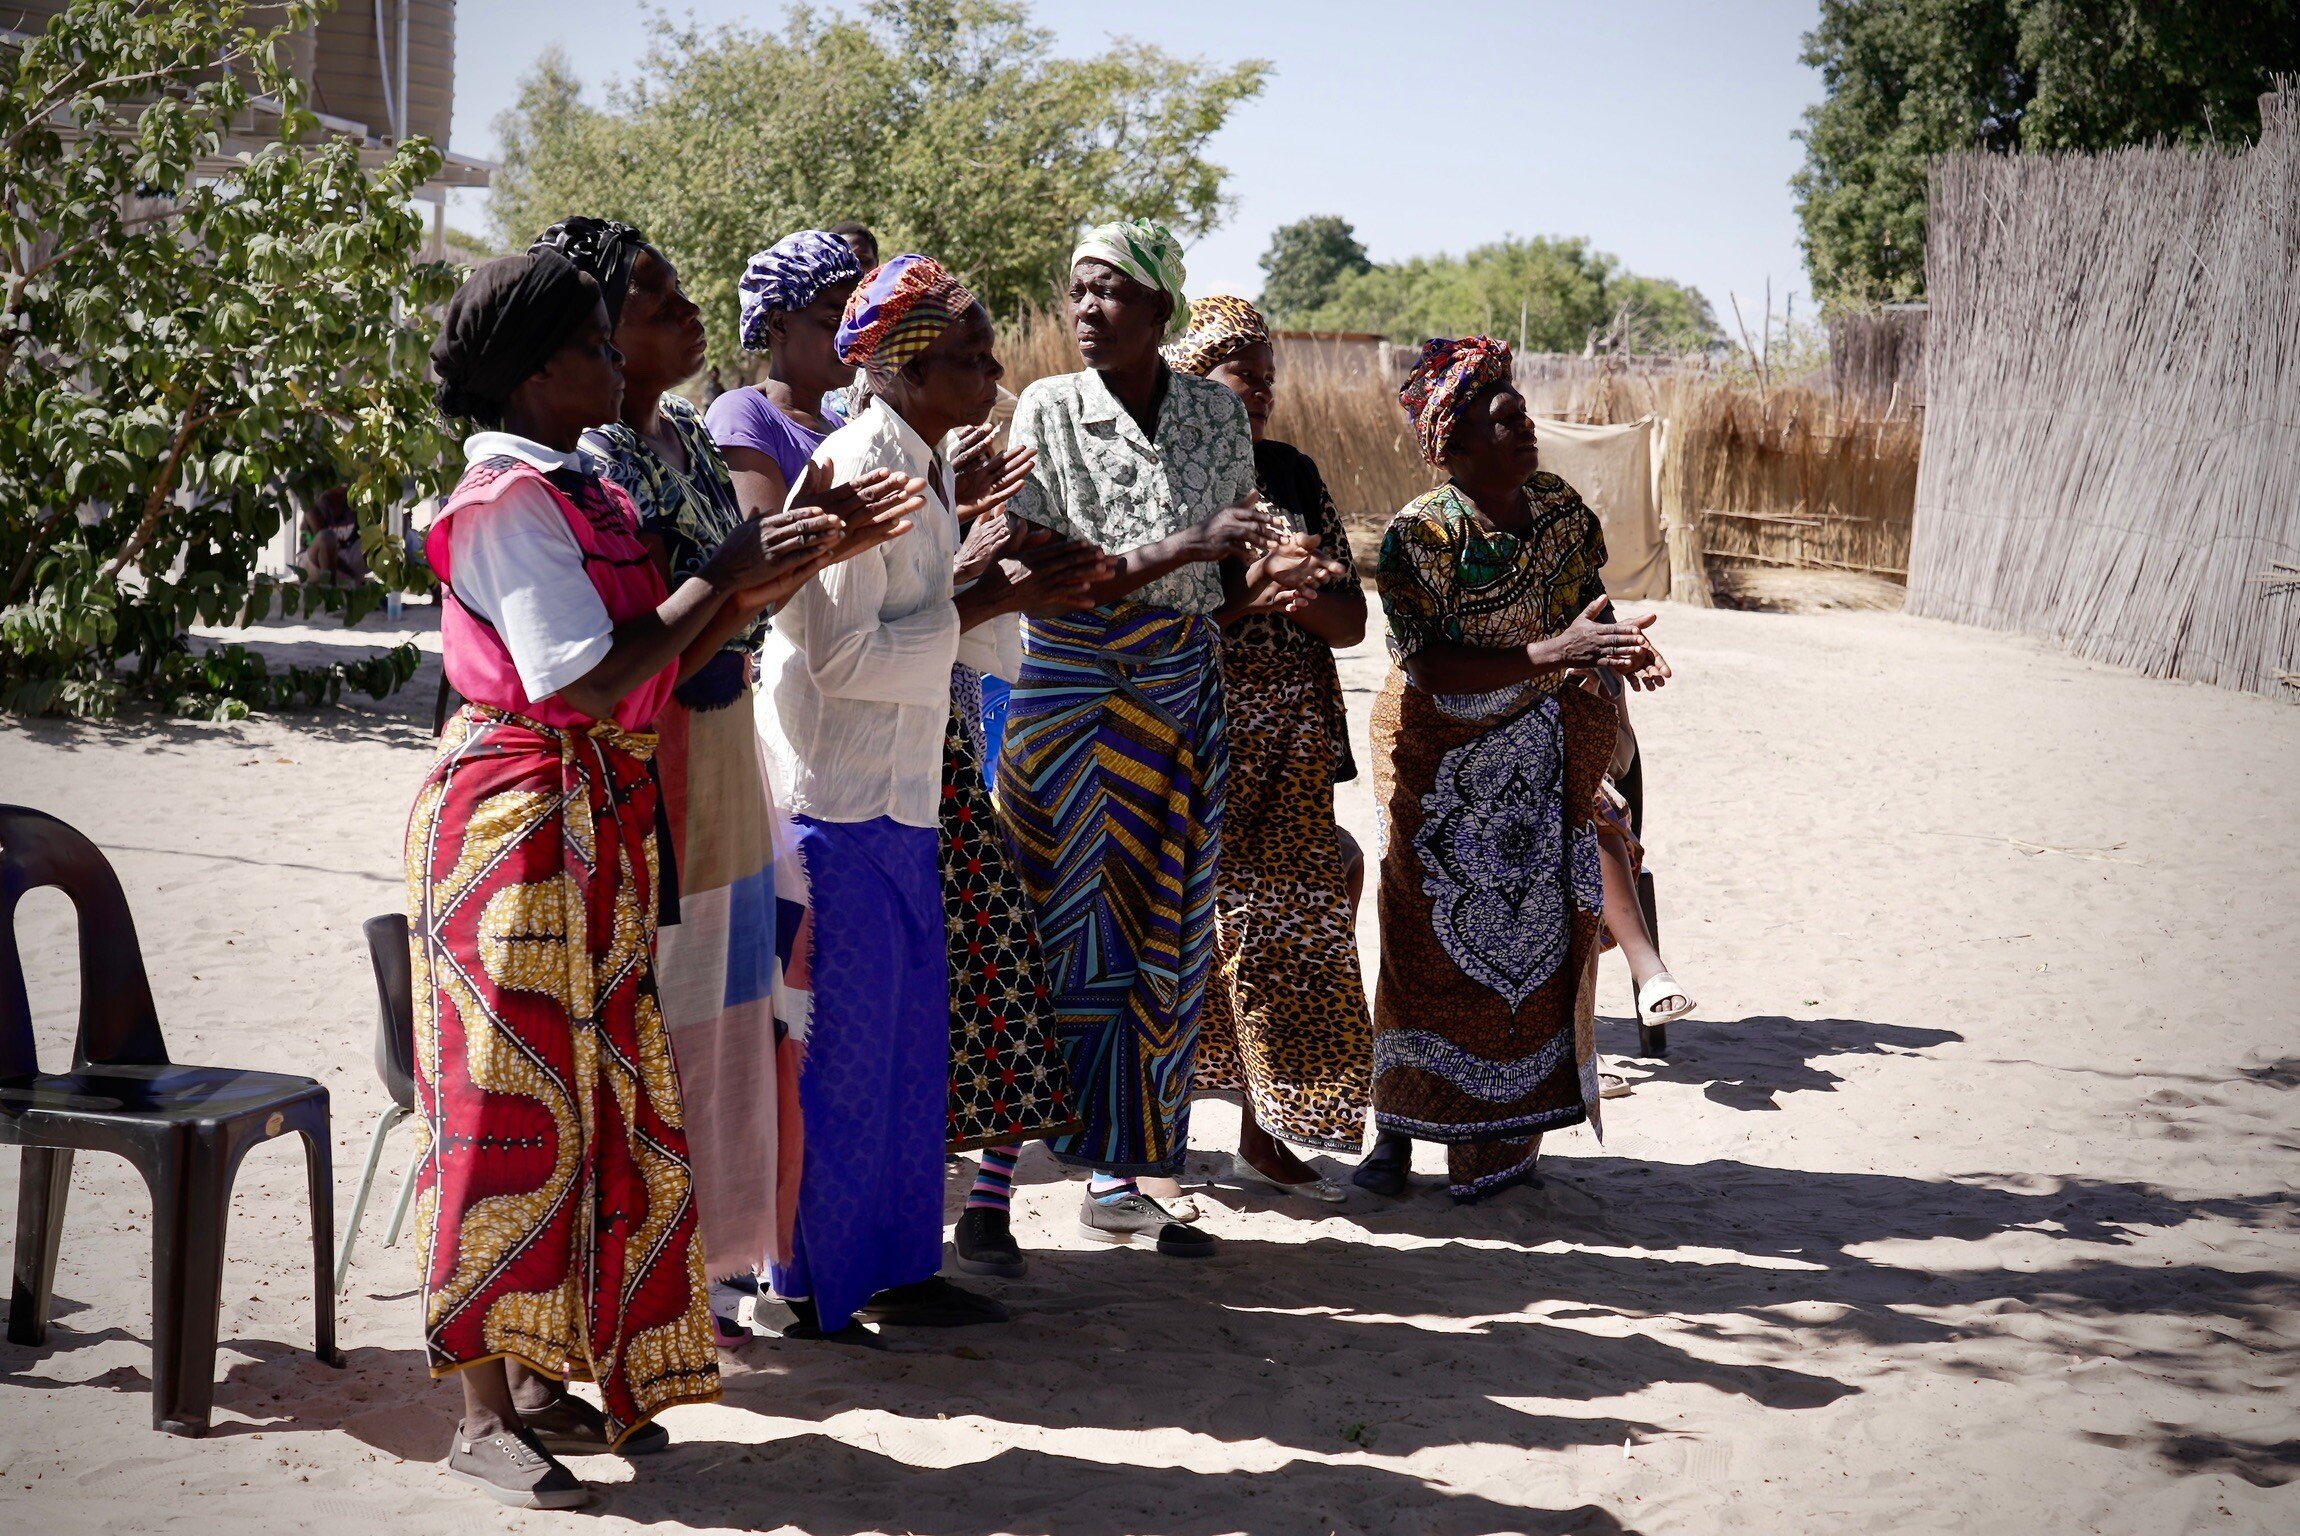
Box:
[1637,972,1696,1025]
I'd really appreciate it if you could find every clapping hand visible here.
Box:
[791,459,926,564]
[1001,522,1116,616]
[1192,491,1287,562]
[1550,595,1667,686]
[706,502,845,613]
[953,506,1015,588]
[952,427,1038,525]
[1246,532,1352,615]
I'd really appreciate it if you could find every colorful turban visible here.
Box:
[1398,335,1516,467]
[1164,292,1271,376]
[528,217,649,327]
[737,230,865,351]
[835,254,978,372]
[1071,218,1187,298]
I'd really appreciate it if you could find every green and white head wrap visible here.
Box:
[1071,219,1188,298]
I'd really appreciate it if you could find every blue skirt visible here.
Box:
[771,815,948,1330]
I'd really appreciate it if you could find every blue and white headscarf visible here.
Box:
[738,230,865,351]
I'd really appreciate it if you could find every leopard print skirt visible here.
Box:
[1195,639,1373,1153]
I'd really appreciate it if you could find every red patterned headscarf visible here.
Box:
[1398,335,1515,467]
[835,254,977,373]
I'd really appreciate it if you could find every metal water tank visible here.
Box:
[310,0,455,145]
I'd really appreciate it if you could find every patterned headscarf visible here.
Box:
[528,217,650,327]
[1071,218,1187,298]
[737,230,865,352]
[1164,292,1271,376]
[835,254,978,372]
[1398,335,1516,467]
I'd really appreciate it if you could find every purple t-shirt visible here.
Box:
[703,386,838,486]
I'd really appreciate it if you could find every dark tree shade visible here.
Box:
[1257,215,1374,324]
[1793,0,2300,304]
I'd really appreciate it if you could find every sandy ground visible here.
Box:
[2,593,2297,1536]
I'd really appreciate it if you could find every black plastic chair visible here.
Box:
[0,805,343,1435]
[335,913,418,1292]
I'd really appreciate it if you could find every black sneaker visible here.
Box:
[953,1208,1026,1278]
[774,1296,888,1349]
[1077,1190,1217,1257]
[855,1275,1010,1326]
[520,1391,670,1457]
[445,1426,589,1509]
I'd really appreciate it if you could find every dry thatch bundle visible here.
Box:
[1908,87,2300,697]
[1528,371,1920,601]
[1828,307,1928,413]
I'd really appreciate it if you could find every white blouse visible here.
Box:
[759,399,1006,828]
[448,432,615,701]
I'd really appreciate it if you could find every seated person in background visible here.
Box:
[296,486,369,584]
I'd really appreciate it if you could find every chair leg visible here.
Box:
[291,1110,344,1370]
[335,1105,408,1294]
[7,1146,74,1347]
[1635,872,1667,1058]
[381,1134,422,1250]
[147,1133,233,1437]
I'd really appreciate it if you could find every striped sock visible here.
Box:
[1088,1173,1137,1204]
[967,1145,1020,1212]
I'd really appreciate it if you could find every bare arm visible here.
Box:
[723,445,791,522]
[1401,596,1657,696]
[557,508,837,719]
[1050,497,1287,607]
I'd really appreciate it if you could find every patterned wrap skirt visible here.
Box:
[405,706,718,1446]
[1369,673,1613,1199]
[997,603,1227,1177]
[1194,639,1373,1153]
[942,666,1081,1151]
[650,687,811,1280]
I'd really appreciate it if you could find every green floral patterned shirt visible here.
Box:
[583,392,763,652]
[1376,474,1608,677]
[1007,365,1257,615]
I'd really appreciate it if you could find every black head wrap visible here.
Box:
[529,217,650,327]
[430,251,601,427]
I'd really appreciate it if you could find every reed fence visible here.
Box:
[1907,85,2300,697]
[1827,305,1928,413]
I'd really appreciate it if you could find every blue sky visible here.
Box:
[446,0,1825,326]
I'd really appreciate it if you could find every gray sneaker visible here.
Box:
[1077,1189,1216,1257]
[445,1427,590,1509]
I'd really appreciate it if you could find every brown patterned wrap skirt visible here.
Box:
[1368,672,1613,1198]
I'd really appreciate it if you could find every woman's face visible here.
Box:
[522,292,624,436]
[1208,340,1277,441]
[769,277,860,394]
[902,303,1004,428]
[1068,259,1171,371]
[1447,381,1541,484]
[613,248,706,394]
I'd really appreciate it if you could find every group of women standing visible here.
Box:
[404,211,1677,1509]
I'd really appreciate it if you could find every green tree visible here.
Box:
[1291,236,1722,354]
[1,0,457,719]
[1256,215,1372,324]
[491,0,1269,356]
[1794,0,2300,304]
